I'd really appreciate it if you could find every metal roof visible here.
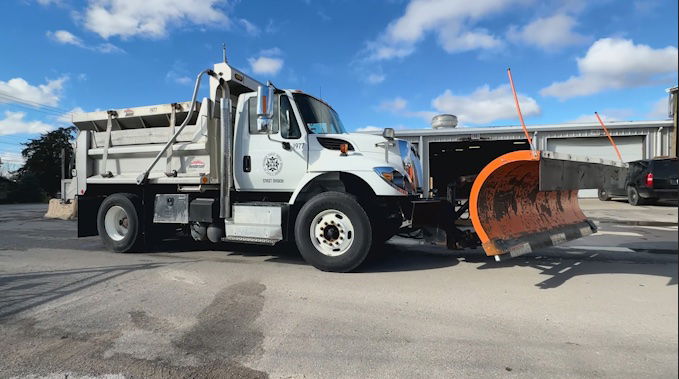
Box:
[387,120,672,137]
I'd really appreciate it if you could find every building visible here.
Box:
[392,120,674,197]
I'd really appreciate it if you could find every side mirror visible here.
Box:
[256,82,274,133]
[382,127,395,140]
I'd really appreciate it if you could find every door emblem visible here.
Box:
[263,153,283,176]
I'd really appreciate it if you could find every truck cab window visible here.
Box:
[293,93,347,134]
[280,95,301,139]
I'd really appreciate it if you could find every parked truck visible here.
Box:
[66,56,627,272]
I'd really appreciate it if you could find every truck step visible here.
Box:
[222,236,278,245]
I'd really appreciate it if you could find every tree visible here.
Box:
[17,127,76,197]
[10,172,45,203]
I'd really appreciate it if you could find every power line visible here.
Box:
[0,90,70,113]
[0,90,80,123]
[0,99,65,117]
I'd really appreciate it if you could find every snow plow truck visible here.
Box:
[63,55,628,272]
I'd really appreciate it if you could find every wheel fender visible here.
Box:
[289,172,328,204]
[288,171,403,204]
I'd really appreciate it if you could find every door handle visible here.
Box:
[243,155,251,172]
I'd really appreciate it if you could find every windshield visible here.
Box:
[293,93,347,134]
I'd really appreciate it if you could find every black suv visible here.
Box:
[598,158,678,206]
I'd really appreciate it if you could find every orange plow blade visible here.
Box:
[469,150,626,259]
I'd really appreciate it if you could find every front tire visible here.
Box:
[294,192,372,272]
[97,193,142,252]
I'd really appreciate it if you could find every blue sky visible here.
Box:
[0,0,677,172]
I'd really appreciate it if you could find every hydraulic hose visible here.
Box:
[136,69,217,185]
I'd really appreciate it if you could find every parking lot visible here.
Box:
[0,200,677,378]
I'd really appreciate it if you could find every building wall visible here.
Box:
[391,121,674,198]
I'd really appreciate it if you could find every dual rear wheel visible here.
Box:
[97,193,142,252]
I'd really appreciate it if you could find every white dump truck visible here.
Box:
[68,55,626,272]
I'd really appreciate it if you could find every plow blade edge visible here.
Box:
[469,150,627,259]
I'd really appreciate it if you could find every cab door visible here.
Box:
[234,93,308,192]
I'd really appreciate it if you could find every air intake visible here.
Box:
[317,137,354,151]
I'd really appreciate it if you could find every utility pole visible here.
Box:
[670,86,678,158]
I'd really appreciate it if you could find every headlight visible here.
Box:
[374,166,407,193]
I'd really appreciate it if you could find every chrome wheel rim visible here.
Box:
[104,205,129,241]
[310,209,354,257]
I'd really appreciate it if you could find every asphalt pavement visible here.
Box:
[0,200,676,378]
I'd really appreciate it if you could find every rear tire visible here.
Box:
[97,193,142,252]
[294,192,372,272]
[597,188,611,201]
[627,186,645,206]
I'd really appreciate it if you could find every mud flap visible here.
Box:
[469,150,626,259]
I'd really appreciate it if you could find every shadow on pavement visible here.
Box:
[474,251,678,289]
[148,237,464,272]
[0,261,192,319]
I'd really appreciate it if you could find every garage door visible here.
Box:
[546,136,645,197]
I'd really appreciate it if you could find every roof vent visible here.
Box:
[431,114,458,129]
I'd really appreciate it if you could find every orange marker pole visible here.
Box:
[507,68,535,152]
[594,112,623,161]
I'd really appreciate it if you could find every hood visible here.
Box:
[315,133,392,153]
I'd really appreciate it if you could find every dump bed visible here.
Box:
[71,99,222,191]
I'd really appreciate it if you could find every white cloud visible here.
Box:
[47,30,125,53]
[56,107,86,124]
[648,97,670,119]
[432,84,540,124]
[365,0,517,60]
[248,56,284,76]
[377,97,436,122]
[165,61,194,85]
[378,97,408,112]
[47,30,83,46]
[239,18,260,36]
[355,125,408,132]
[437,28,501,53]
[567,109,633,123]
[367,73,386,84]
[541,38,678,99]
[259,47,282,57]
[0,111,54,136]
[95,42,125,53]
[0,77,66,107]
[356,126,383,132]
[174,76,192,85]
[507,14,588,50]
[83,0,229,39]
